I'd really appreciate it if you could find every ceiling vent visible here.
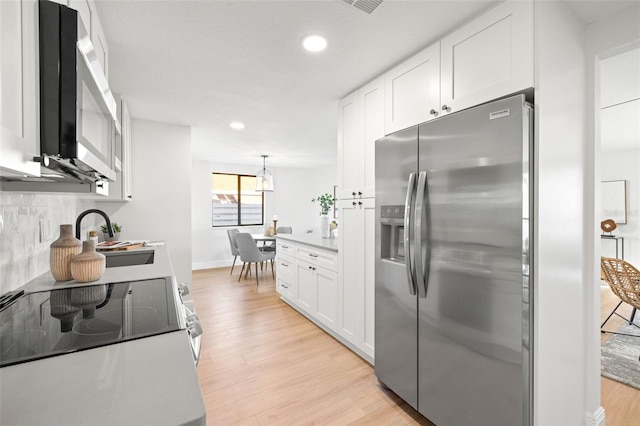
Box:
[343,0,383,14]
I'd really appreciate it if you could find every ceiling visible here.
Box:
[94,0,639,169]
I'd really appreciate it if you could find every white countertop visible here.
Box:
[21,245,175,293]
[276,233,339,252]
[0,245,206,426]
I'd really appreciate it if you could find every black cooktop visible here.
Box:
[0,278,181,367]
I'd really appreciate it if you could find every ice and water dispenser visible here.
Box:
[380,205,405,263]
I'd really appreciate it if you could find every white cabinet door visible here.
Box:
[361,198,376,357]
[315,267,338,331]
[338,199,361,342]
[338,198,375,358]
[337,90,359,200]
[97,98,132,201]
[90,10,109,78]
[385,42,440,134]
[359,77,384,199]
[440,0,533,114]
[337,77,383,200]
[121,100,132,200]
[0,0,40,177]
[296,260,316,313]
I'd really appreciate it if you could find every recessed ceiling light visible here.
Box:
[302,35,327,52]
[230,121,245,130]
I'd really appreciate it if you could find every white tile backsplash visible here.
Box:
[0,192,100,294]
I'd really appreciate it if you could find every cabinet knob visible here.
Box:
[442,105,451,112]
[358,191,362,196]
[429,109,438,117]
[358,201,363,206]
[352,201,357,206]
[352,192,356,196]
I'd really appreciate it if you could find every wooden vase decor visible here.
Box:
[70,240,106,283]
[50,224,82,281]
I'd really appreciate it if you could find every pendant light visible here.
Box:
[255,155,274,192]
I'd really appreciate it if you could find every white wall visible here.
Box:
[191,158,336,270]
[601,148,640,266]
[97,119,192,287]
[534,2,592,424]
[586,4,640,425]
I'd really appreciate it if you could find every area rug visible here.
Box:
[601,320,640,390]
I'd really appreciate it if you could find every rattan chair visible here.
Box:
[235,233,275,286]
[600,256,640,336]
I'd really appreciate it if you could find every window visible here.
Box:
[211,173,264,227]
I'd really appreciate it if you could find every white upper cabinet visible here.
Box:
[0,0,40,177]
[91,9,109,77]
[337,91,359,200]
[359,77,384,198]
[440,0,534,115]
[69,0,109,78]
[337,76,384,199]
[382,0,534,133]
[385,43,440,134]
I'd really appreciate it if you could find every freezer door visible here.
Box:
[417,95,531,425]
[374,126,418,409]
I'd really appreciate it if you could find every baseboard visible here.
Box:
[585,406,605,426]
[192,260,232,270]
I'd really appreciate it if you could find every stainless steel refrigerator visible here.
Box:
[375,94,532,426]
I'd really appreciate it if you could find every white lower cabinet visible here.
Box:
[276,253,296,301]
[275,238,350,352]
[338,198,375,360]
[295,257,338,331]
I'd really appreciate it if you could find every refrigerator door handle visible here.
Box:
[404,172,417,296]
[414,171,429,299]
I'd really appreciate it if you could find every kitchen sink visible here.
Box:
[104,250,155,268]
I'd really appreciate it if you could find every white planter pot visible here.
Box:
[320,215,330,238]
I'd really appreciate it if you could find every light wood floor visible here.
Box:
[600,284,640,425]
[192,267,639,425]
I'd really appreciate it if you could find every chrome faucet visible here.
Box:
[76,209,114,240]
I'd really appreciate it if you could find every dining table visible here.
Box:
[250,234,276,243]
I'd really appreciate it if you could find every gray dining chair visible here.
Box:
[226,228,240,275]
[235,233,275,286]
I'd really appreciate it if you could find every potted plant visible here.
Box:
[100,222,122,241]
[312,193,336,238]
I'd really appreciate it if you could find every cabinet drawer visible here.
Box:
[277,255,296,281]
[277,276,296,300]
[295,246,337,272]
[276,240,295,257]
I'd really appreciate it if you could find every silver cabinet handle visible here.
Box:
[188,321,203,338]
[308,253,318,258]
[178,283,189,296]
[429,109,438,116]
[441,104,451,112]
[404,173,417,296]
